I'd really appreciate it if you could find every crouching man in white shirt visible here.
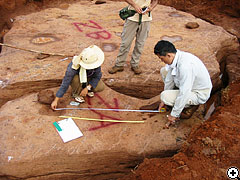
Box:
[154,40,212,128]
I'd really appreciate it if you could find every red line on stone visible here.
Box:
[73,20,111,40]
[78,20,103,29]
[73,22,83,32]
[87,94,121,131]
[88,122,119,131]
[86,30,111,40]
[95,93,119,110]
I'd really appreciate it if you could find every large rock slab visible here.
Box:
[0,1,239,99]
[0,1,239,179]
[0,86,192,179]
[104,5,239,98]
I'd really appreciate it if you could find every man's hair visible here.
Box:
[154,40,177,56]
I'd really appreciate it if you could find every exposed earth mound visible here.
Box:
[119,82,240,180]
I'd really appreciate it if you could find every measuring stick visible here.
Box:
[55,107,159,113]
[59,116,145,123]
[0,42,73,57]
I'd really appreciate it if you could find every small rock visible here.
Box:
[202,137,213,146]
[37,90,55,105]
[178,160,185,166]
[185,22,199,29]
[95,0,106,4]
[36,53,50,60]
[59,3,69,10]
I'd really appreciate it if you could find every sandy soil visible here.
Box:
[119,82,240,180]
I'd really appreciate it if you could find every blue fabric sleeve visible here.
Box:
[88,66,102,89]
[56,62,78,98]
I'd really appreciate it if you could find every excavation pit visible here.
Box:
[160,35,183,43]
[101,43,118,52]
[31,34,59,45]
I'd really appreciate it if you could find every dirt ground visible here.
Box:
[120,82,240,180]
[1,0,240,39]
[0,0,240,180]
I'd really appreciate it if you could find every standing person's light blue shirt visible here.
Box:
[164,50,212,117]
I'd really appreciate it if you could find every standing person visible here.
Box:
[108,0,158,75]
[51,45,105,110]
[154,40,212,128]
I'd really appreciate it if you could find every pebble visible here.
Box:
[185,22,200,29]
[95,0,106,4]
[178,160,185,166]
[59,3,69,10]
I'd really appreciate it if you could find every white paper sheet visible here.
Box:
[54,118,83,143]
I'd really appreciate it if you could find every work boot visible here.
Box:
[140,101,172,111]
[180,105,199,119]
[131,66,142,74]
[140,101,161,110]
[108,66,124,74]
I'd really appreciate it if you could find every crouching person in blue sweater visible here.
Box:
[51,45,105,110]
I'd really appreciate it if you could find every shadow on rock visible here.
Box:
[37,89,66,116]
[38,104,65,116]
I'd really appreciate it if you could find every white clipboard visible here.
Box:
[53,118,83,143]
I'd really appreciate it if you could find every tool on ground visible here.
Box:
[53,121,62,131]
[0,42,73,57]
[69,101,80,106]
[55,107,159,113]
[59,57,69,61]
[159,108,166,112]
[59,116,145,123]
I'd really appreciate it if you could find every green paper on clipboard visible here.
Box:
[53,118,83,143]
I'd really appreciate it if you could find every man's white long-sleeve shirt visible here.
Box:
[164,50,212,117]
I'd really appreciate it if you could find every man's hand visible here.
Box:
[165,115,178,128]
[167,115,177,123]
[133,4,142,14]
[143,0,158,15]
[51,97,59,110]
[142,7,149,15]
[158,101,165,112]
[80,88,88,97]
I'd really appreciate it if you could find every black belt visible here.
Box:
[138,11,151,25]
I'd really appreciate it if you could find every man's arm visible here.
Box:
[51,62,78,110]
[164,69,175,90]
[171,65,194,117]
[55,62,78,98]
[80,67,102,97]
[125,0,142,14]
[147,0,158,13]
[51,97,59,110]
[88,67,102,89]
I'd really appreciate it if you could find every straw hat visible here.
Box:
[79,45,104,69]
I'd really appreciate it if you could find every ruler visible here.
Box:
[55,107,160,113]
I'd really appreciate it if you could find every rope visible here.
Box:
[0,42,73,57]
[55,107,159,113]
[59,116,145,123]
